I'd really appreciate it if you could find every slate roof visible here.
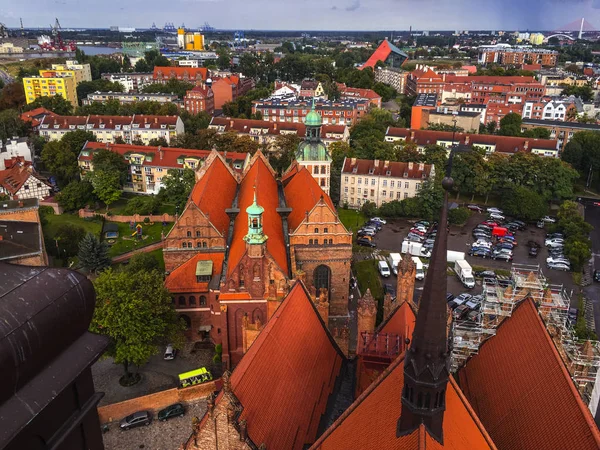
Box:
[226,282,345,450]
[457,298,600,450]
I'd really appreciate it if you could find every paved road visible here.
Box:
[0,68,14,84]
[583,203,600,336]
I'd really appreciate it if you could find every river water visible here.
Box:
[78,46,121,55]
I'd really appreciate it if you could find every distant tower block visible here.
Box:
[357,289,378,336]
[397,253,416,308]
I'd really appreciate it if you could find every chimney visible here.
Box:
[159,146,163,160]
[273,122,277,130]
[154,117,158,124]
[464,135,470,145]
[410,131,415,140]
[408,162,414,170]
[374,159,380,167]
[230,120,234,128]
[418,162,424,171]
[384,160,389,168]
[524,140,529,150]
[351,157,356,165]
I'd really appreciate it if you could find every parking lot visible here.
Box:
[101,400,206,450]
[358,213,577,304]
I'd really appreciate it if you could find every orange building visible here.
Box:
[152,66,208,85]
[183,85,214,114]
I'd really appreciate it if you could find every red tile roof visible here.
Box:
[209,117,347,140]
[457,298,600,450]
[385,128,559,153]
[412,67,444,82]
[229,282,344,450]
[380,300,416,337]
[40,114,180,130]
[340,87,381,100]
[0,164,46,196]
[445,75,538,84]
[153,66,208,81]
[311,355,496,450]
[227,153,288,276]
[189,153,239,237]
[165,252,224,293]
[20,108,55,127]
[342,158,434,179]
[283,166,335,232]
[80,142,248,173]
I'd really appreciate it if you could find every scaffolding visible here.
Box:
[121,41,159,57]
[451,263,600,409]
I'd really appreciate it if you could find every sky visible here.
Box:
[3,0,600,31]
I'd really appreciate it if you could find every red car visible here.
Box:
[481,221,499,227]
[409,228,425,236]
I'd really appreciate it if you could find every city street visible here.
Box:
[583,202,600,336]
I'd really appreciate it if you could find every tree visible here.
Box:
[361,201,378,217]
[78,233,111,274]
[501,186,547,221]
[0,109,29,141]
[56,180,95,211]
[134,59,151,72]
[561,85,594,102]
[90,269,184,383]
[24,95,73,115]
[561,131,600,191]
[523,127,551,139]
[498,113,523,136]
[373,82,397,102]
[76,79,123,102]
[123,252,160,274]
[159,167,196,212]
[448,207,471,225]
[142,78,194,99]
[89,171,122,211]
[148,137,169,147]
[217,47,232,69]
[91,148,129,184]
[269,134,302,174]
[41,140,80,186]
[52,223,86,258]
[123,195,159,215]
[61,130,97,155]
[0,82,26,110]
[565,238,592,272]
[417,179,444,221]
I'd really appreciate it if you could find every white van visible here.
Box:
[411,257,425,280]
[378,260,391,277]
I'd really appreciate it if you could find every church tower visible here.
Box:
[244,188,268,258]
[295,99,332,194]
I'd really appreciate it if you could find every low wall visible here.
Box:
[40,199,63,215]
[79,209,175,223]
[98,379,220,424]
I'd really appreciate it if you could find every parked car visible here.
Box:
[474,270,496,279]
[446,293,455,302]
[453,304,470,319]
[409,228,426,235]
[536,220,545,228]
[545,238,564,248]
[470,248,491,258]
[158,403,185,422]
[542,215,557,223]
[498,237,517,246]
[378,261,391,277]
[467,204,483,213]
[415,220,430,227]
[487,207,503,214]
[546,233,564,239]
[528,247,538,257]
[489,212,506,221]
[453,293,473,306]
[595,270,600,282]
[504,223,521,232]
[371,217,387,224]
[406,233,424,243]
[164,344,177,361]
[366,221,382,231]
[120,411,152,430]
[472,239,492,248]
[546,256,570,265]
[481,221,499,227]
[547,261,570,271]
[495,242,514,250]
[358,229,375,237]
[492,252,513,262]
[357,238,376,248]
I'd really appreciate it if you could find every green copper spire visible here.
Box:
[244,187,268,244]
[304,97,322,127]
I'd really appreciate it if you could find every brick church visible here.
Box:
[164,138,352,367]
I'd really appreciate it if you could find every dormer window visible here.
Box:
[99,124,105,129]
[386,170,391,176]
[145,124,150,129]
[161,124,166,129]
[115,125,121,130]
[404,172,408,177]
[69,125,75,129]
[352,167,357,174]
[368,169,374,175]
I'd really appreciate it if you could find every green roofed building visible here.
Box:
[295,101,332,194]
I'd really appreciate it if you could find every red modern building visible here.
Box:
[184,85,215,115]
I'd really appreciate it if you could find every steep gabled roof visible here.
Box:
[457,298,600,450]
[283,166,335,232]
[0,165,47,196]
[361,40,408,69]
[227,153,288,276]
[189,153,239,237]
[379,300,416,337]
[164,252,225,293]
[311,355,496,450]
[229,282,344,449]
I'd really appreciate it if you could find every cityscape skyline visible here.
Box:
[2,0,600,32]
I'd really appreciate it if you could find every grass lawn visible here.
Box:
[338,208,367,233]
[106,221,173,257]
[43,212,103,238]
[114,248,165,271]
[354,259,385,325]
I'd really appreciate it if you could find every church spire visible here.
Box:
[396,170,454,443]
[244,186,267,245]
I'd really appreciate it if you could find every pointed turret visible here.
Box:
[396,174,454,443]
[244,187,267,245]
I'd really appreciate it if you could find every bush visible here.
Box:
[143,217,150,224]
[361,201,378,218]
[501,186,547,221]
[123,195,159,216]
[52,223,86,258]
[448,207,471,225]
[56,180,95,212]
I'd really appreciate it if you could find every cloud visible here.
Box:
[345,0,360,11]
[331,5,337,9]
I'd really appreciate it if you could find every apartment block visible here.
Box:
[184,85,215,115]
[78,142,250,194]
[374,67,408,94]
[23,74,78,108]
[341,158,435,208]
[478,45,558,67]
[153,66,209,86]
[38,115,184,145]
[50,60,92,83]
[406,65,445,96]
[252,98,369,126]
[209,117,349,150]
[521,119,600,151]
[101,72,154,92]
[82,91,179,106]
[385,127,559,157]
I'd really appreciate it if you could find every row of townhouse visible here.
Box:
[521,119,600,151]
[384,127,560,158]
[37,115,184,145]
[208,117,349,149]
[477,45,558,67]
[252,98,369,126]
[78,142,250,195]
[82,91,180,106]
[341,158,435,208]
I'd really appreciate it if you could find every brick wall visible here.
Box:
[78,209,175,223]
[97,380,219,423]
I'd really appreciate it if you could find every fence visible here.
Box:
[79,209,175,223]
[97,379,220,424]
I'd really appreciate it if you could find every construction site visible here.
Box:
[451,263,600,411]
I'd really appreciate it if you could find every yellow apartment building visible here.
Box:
[23,75,78,108]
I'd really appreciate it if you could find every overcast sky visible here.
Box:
[3,0,600,31]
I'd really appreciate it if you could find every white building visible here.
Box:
[0,138,32,170]
[341,158,435,208]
